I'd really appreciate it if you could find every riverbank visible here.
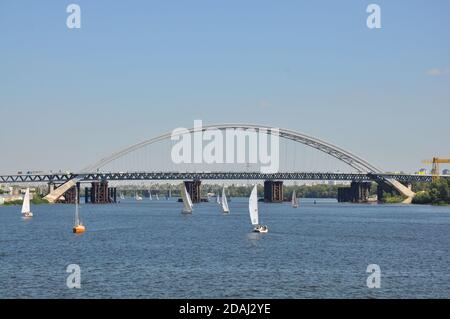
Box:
[1,197,49,206]
[412,179,450,205]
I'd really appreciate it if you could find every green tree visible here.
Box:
[412,179,450,205]
[438,182,449,203]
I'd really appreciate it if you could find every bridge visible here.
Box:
[0,171,440,184]
[1,123,438,204]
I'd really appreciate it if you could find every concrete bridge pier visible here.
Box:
[338,182,371,203]
[184,180,201,203]
[377,184,384,202]
[264,180,284,203]
[109,187,117,203]
[84,181,117,204]
[47,182,55,195]
[61,182,81,204]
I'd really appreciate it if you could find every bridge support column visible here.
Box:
[264,180,283,203]
[184,180,201,203]
[47,182,55,196]
[60,182,81,204]
[85,187,90,203]
[88,181,116,204]
[338,182,371,203]
[377,184,384,202]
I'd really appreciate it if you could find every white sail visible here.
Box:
[155,193,159,200]
[221,187,230,213]
[292,190,299,208]
[249,184,259,225]
[21,188,31,214]
[149,192,152,200]
[180,184,193,213]
[216,194,221,205]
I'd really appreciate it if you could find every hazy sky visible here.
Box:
[0,0,449,174]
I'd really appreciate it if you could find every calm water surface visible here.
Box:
[1,198,450,298]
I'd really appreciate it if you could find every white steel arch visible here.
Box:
[81,123,383,173]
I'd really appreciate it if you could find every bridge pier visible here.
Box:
[264,180,283,203]
[338,182,371,203]
[377,184,384,202]
[85,181,116,204]
[184,180,201,203]
[47,182,55,195]
[59,182,81,204]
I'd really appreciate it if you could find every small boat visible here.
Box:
[21,188,33,218]
[291,190,299,208]
[120,192,125,200]
[249,185,268,233]
[73,187,85,234]
[135,193,143,201]
[221,187,230,214]
[180,184,193,214]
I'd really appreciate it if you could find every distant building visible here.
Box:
[416,168,428,175]
[443,169,450,176]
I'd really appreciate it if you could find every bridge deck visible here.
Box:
[0,172,443,183]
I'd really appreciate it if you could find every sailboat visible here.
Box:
[291,190,299,208]
[216,194,221,205]
[135,192,143,201]
[155,193,159,201]
[149,191,153,200]
[249,185,268,233]
[180,184,193,214]
[221,187,230,214]
[120,192,125,200]
[21,188,33,218]
[73,187,85,234]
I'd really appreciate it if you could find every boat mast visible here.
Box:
[74,186,79,226]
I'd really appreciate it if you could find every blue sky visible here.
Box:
[0,0,449,173]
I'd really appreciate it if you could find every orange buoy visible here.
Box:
[73,225,86,234]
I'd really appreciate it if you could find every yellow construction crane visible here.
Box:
[422,157,450,181]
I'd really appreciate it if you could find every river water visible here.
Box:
[1,198,449,298]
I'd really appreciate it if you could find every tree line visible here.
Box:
[412,179,450,205]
